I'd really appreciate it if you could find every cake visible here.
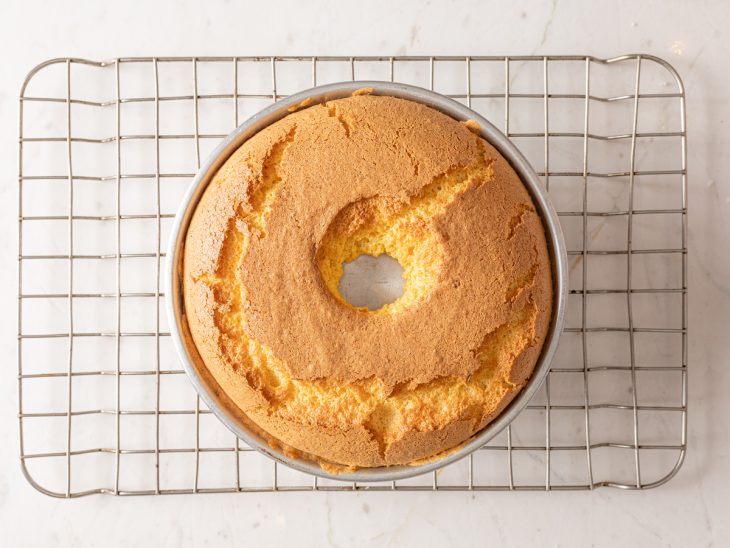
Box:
[182,93,553,469]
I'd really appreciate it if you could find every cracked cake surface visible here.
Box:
[182,94,553,468]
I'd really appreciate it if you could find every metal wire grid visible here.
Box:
[17,55,687,497]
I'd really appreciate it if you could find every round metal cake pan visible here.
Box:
[165,81,568,483]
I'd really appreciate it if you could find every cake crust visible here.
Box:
[183,94,552,468]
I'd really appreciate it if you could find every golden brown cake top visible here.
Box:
[182,94,553,467]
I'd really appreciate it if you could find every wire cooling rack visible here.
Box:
[17,55,687,497]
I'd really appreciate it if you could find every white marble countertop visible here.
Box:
[0,0,728,546]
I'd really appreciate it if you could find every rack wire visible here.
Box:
[17,55,687,497]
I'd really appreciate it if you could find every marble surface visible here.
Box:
[0,0,728,546]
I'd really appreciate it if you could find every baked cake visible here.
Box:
[182,93,553,469]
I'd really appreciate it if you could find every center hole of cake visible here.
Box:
[338,253,405,311]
